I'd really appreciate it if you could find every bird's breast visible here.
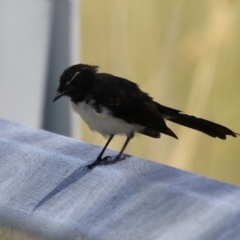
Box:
[71,101,140,137]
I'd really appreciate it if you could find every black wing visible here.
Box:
[87,73,177,138]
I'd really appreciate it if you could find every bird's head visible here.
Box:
[53,64,98,102]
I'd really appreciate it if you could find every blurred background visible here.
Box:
[0,0,239,185]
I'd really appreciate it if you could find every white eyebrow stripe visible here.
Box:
[67,71,80,85]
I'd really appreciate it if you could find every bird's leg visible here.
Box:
[102,135,132,166]
[86,135,114,169]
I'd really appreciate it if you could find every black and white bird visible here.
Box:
[53,64,238,169]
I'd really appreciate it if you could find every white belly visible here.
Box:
[71,101,141,137]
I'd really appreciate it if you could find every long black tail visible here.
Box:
[156,103,238,140]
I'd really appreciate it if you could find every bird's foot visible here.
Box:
[86,154,129,170]
[101,154,127,166]
[85,156,112,170]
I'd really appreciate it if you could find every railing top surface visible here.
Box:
[0,118,240,240]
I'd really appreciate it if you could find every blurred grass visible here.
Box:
[80,0,240,185]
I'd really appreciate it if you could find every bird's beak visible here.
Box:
[53,92,66,102]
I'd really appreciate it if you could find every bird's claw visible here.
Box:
[85,156,112,170]
[86,154,130,170]
[102,154,127,166]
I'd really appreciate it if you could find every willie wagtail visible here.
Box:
[53,64,238,169]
